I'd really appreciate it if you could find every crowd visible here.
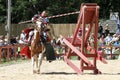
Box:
[77,23,120,59]
[97,23,120,59]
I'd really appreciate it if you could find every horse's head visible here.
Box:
[36,19,46,32]
[32,28,41,43]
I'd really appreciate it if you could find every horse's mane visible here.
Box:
[34,29,41,43]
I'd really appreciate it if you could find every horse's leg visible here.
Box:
[38,44,46,74]
[34,54,39,73]
[38,53,44,74]
[31,56,35,73]
[32,54,39,74]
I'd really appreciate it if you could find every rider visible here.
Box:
[31,11,50,44]
[40,11,49,26]
[40,11,50,43]
[20,11,50,59]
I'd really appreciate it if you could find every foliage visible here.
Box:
[0,0,7,23]
[0,0,120,24]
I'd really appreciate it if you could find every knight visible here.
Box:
[30,11,50,44]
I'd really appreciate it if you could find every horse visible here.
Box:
[30,23,46,74]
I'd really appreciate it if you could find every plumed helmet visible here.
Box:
[41,11,46,17]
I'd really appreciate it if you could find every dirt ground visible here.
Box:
[0,60,120,80]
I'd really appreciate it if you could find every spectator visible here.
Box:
[4,35,8,45]
[104,24,110,37]
[98,35,105,46]
[51,37,56,48]
[97,46,105,58]
[0,35,5,46]
[54,37,64,60]
[78,27,82,37]
[15,36,20,43]
[104,42,112,59]
[104,33,112,44]
[10,35,17,45]
[116,17,120,35]
[113,35,120,47]
[98,23,103,38]
[89,33,94,45]
[111,34,119,44]
[19,30,26,44]
[56,35,64,45]
[0,35,7,62]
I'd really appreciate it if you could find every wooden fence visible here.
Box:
[0,24,76,38]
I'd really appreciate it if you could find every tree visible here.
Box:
[0,0,7,23]
[0,0,120,24]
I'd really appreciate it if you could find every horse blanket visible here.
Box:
[45,43,56,60]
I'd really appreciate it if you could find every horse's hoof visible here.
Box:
[37,70,40,74]
[33,70,36,74]
[49,60,52,63]
[37,72,40,74]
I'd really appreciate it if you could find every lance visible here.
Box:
[18,11,80,24]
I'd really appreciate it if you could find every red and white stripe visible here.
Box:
[18,11,80,24]
[47,11,80,19]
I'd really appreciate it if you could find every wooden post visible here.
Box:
[7,0,11,43]
[63,3,107,74]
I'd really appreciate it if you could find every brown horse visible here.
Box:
[30,26,46,74]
